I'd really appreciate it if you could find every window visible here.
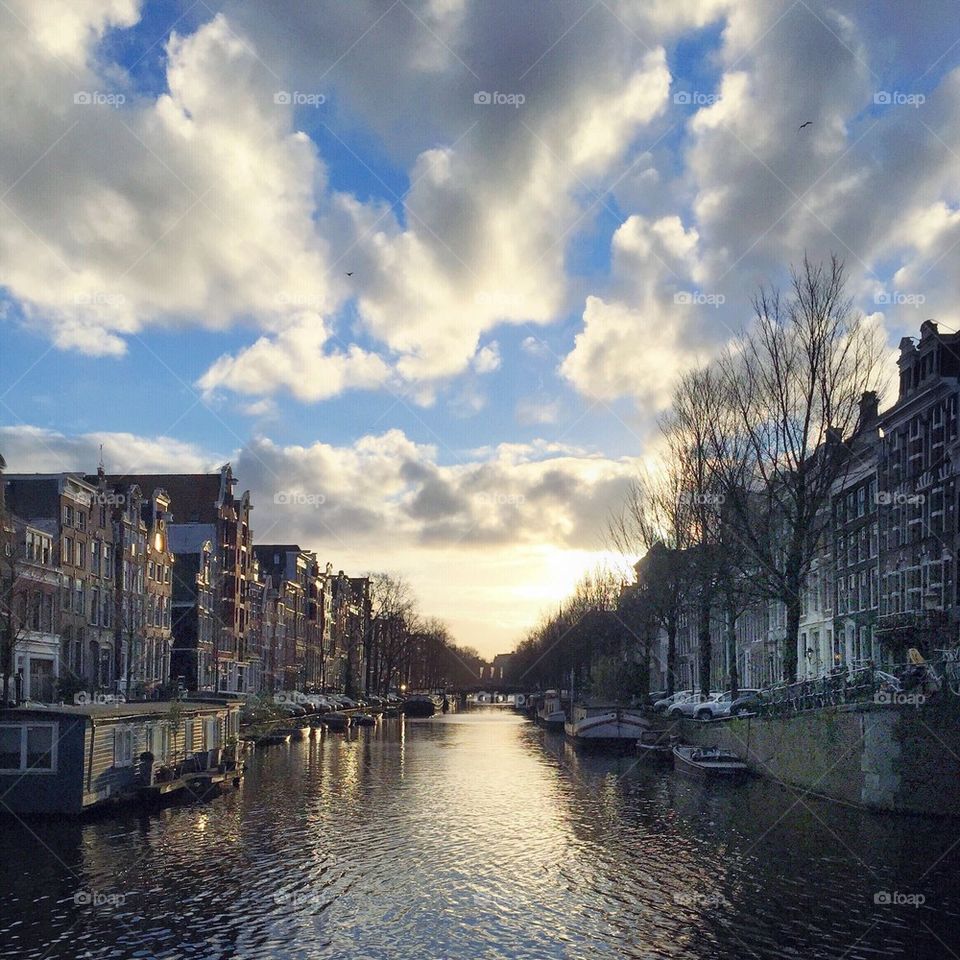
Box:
[78,511,86,532]
[113,726,134,767]
[0,724,56,772]
[77,542,85,569]
[204,717,220,749]
[858,487,865,517]
[145,723,169,762]
[63,505,74,527]
[63,537,73,567]
[91,540,100,576]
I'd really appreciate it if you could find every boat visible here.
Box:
[351,713,376,727]
[672,745,749,780]
[323,712,350,731]
[536,692,566,731]
[274,725,308,741]
[564,703,650,749]
[256,731,291,746]
[400,696,436,718]
[636,729,677,763]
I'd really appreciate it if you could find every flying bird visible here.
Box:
[346,272,354,276]
[798,120,813,130]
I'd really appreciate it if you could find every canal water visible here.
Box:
[1,709,958,960]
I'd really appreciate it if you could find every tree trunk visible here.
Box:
[698,593,712,698]
[666,620,677,696]
[783,590,801,683]
[724,596,739,699]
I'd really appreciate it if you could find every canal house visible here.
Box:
[0,699,241,815]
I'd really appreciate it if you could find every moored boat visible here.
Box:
[400,696,436,718]
[637,729,677,763]
[536,692,566,731]
[672,745,749,780]
[564,703,649,749]
[351,713,376,726]
[323,712,350,731]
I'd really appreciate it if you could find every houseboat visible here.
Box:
[564,703,649,750]
[0,699,242,815]
[536,692,566,731]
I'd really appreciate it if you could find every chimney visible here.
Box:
[858,390,879,426]
[920,319,939,340]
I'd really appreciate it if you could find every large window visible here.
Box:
[113,726,134,767]
[0,724,57,773]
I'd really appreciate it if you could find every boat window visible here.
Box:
[0,724,57,772]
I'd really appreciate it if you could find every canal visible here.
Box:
[1,709,958,959]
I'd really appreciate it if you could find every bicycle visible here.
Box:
[933,647,960,697]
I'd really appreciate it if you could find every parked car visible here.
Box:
[653,690,693,713]
[666,692,722,719]
[728,689,770,716]
[695,689,761,720]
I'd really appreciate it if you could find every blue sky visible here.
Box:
[2,0,960,654]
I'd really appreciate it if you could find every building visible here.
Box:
[830,392,881,672]
[168,530,216,691]
[875,321,960,657]
[116,465,255,694]
[3,473,102,698]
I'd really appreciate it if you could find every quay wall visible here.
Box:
[678,698,960,817]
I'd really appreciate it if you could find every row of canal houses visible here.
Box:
[649,320,960,691]
[1,463,372,705]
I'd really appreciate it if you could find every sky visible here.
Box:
[1,0,959,657]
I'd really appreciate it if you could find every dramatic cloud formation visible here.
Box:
[4,0,960,649]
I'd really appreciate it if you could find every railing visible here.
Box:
[752,654,960,717]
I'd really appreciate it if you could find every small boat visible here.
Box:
[275,726,308,741]
[400,696,436,718]
[382,707,400,719]
[637,730,677,763]
[351,713,376,727]
[256,732,292,746]
[564,703,649,749]
[323,712,350,731]
[536,692,566,731]
[672,745,749,780]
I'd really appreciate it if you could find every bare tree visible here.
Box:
[713,255,886,681]
[608,457,695,696]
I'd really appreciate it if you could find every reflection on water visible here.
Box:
[1,708,958,959]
